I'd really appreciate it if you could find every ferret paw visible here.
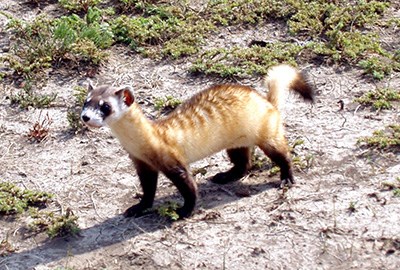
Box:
[176,207,193,219]
[211,171,243,184]
[280,178,295,189]
[123,203,150,218]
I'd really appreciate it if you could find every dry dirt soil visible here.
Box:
[1,1,400,270]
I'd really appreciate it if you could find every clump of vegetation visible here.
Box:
[0,238,16,256]
[1,7,113,85]
[0,182,53,214]
[29,208,80,238]
[9,81,57,109]
[154,95,182,115]
[157,201,180,221]
[10,91,57,109]
[355,88,400,110]
[358,56,399,80]
[27,112,53,143]
[2,0,399,82]
[59,0,103,12]
[0,182,80,238]
[67,85,88,132]
[381,177,400,197]
[191,0,398,78]
[110,4,204,58]
[358,125,400,150]
[191,43,301,77]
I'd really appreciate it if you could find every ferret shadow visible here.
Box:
[1,179,280,269]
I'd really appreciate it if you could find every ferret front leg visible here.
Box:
[124,158,159,218]
[163,165,198,219]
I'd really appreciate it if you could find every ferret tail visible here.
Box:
[265,64,314,109]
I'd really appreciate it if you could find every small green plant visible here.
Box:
[29,208,80,238]
[0,238,16,256]
[67,85,88,132]
[358,56,399,80]
[348,201,357,213]
[157,201,180,220]
[355,88,400,110]
[154,96,182,115]
[268,166,281,177]
[382,177,400,197]
[192,166,209,176]
[0,182,53,214]
[358,125,400,150]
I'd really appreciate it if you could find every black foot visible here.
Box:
[176,205,194,219]
[123,203,151,218]
[280,177,295,189]
[211,169,246,184]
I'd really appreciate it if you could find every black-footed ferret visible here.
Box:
[81,64,314,219]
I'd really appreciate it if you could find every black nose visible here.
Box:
[82,115,90,122]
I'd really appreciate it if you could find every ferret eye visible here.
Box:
[100,102,111,116]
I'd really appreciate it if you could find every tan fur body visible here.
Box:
[81,64,314,219]
[110,85,281,167]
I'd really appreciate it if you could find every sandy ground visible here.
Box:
[1,1,400,269]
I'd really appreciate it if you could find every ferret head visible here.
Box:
[80,83,135,128]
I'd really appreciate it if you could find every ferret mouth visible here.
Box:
[82,121,102,128]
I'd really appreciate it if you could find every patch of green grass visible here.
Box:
[0,181,80,238]
[358,56,399,80]
[29,208,80,238]
[10,81,57,109]
[10,91,57,109]
[190,0,398,78]
[0,182,53,215]
[358,125,400,150]
[190,43,301,77]
[206,0,291,26]
[1,7,113,84]
[110,7,199,58]
[287,0,391,66]
[59,0,103,12]
[3,0,400,82]
[355,88,400,110]
[2,0,399,88]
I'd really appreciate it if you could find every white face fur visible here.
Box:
[80,85,135,128]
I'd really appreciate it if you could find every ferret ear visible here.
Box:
[115,86,135,107]
[87,79,95,92]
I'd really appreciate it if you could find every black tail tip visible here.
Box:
[295,71,315,103]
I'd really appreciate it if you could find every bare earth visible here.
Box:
[1,1,399,270]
